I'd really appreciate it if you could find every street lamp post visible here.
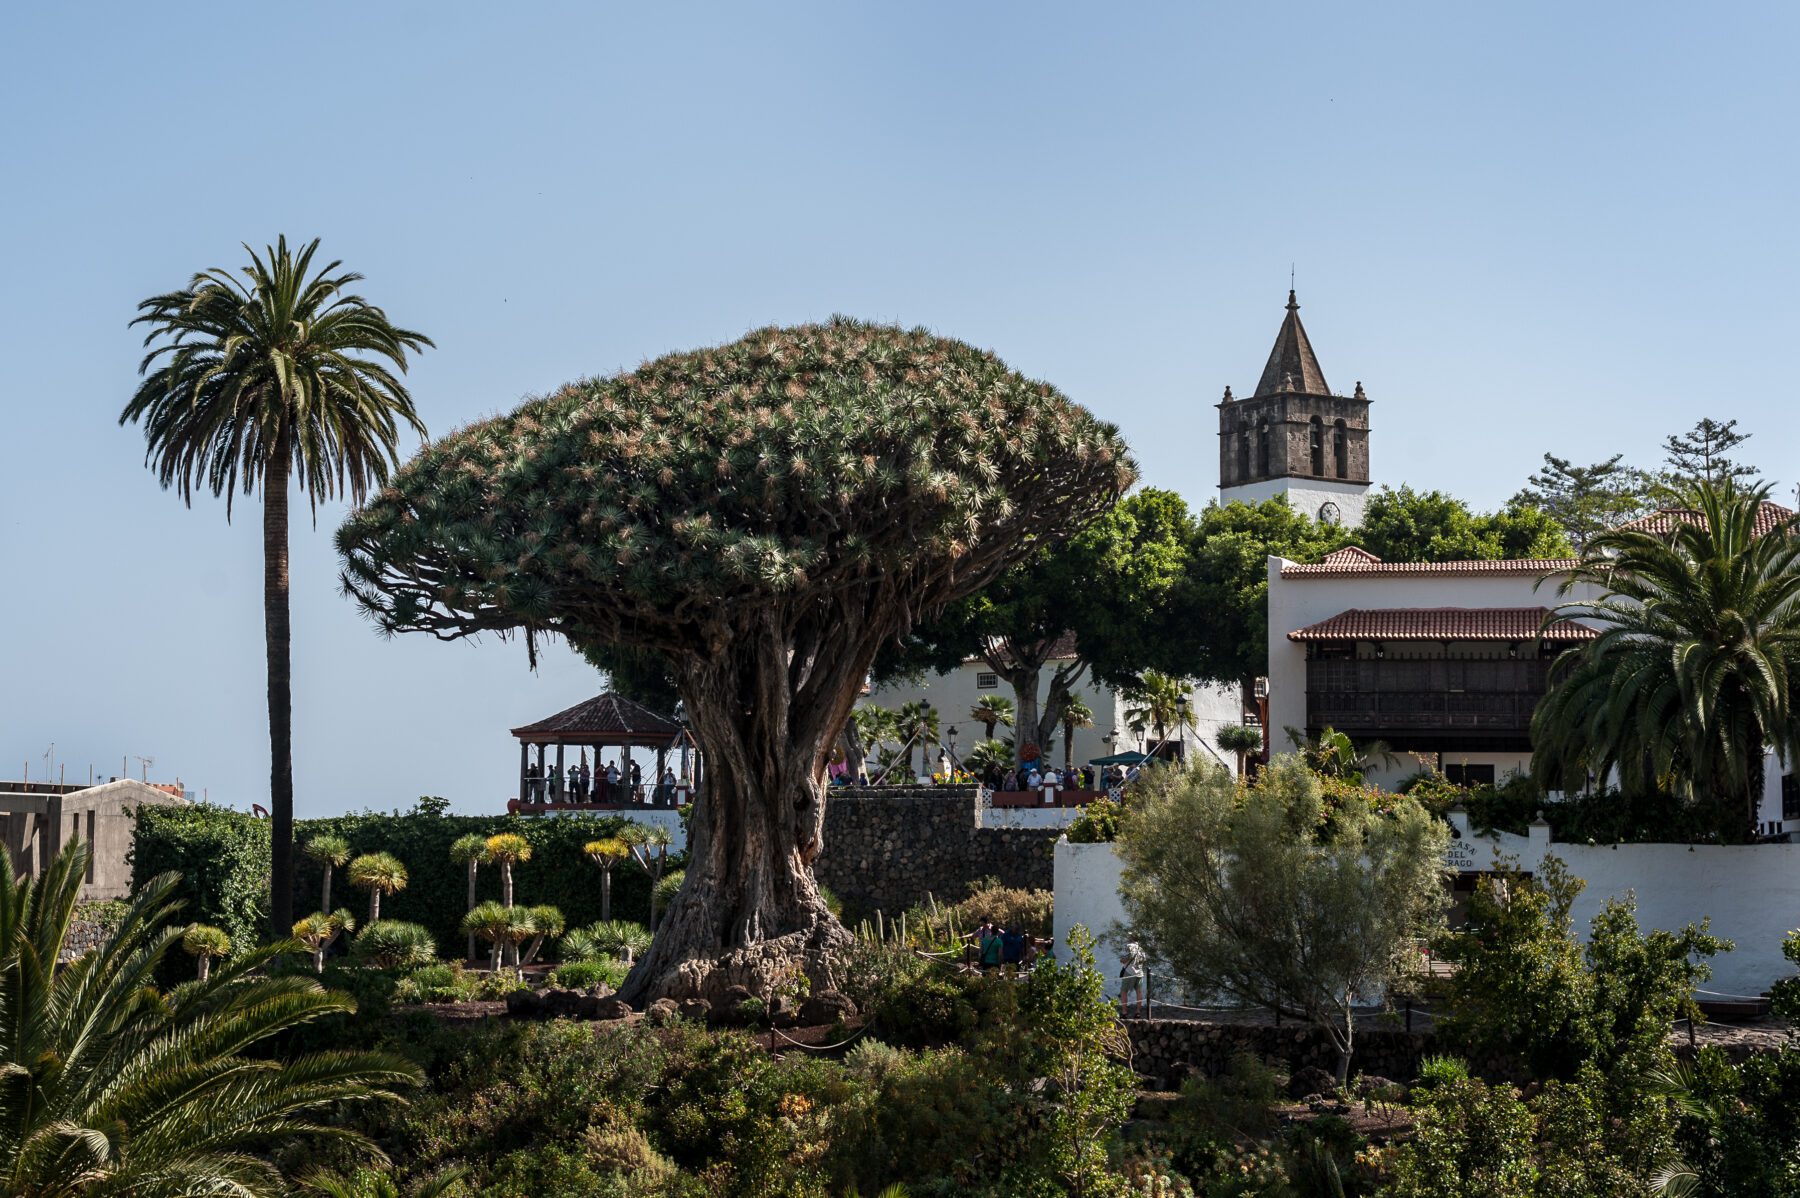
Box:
[1176,695,1190,764]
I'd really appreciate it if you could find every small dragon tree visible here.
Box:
[347,852,408,923]
[181,923,230,981]
[303,834,351,914]
[464,901,532,976]
[450,832,489,962]
[338,320,1131,1002]
[621,823,673,930]
[584,837,630,922]
[293,910,355,973]
[485,833,530,907]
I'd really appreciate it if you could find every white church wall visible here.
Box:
[1220,476,1370,528]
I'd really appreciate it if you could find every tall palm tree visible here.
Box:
[1125,671,1190,748]
[970,694,1015,741]
[1535,482,1800,839]
[347,852,408,923]
[122,237,432,938]
[895,700,940,779]
[0,841,417,1195]
[449,833,489,963]
[1059,697,1095,771]
[304,833,351,914]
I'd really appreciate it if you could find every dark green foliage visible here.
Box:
[353,920,438,970]
[1065,796,1123,843]
[1356,485,1575,564]
[549,958,628,990]
[132,804,663,953]
[1511,453,1655,551]
[869,971,980,1048]
[1441,857,1725,1082]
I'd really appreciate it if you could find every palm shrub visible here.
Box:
[180,922,230,981]
[351,920,438,970]
[970,695,1015,741]
[564,920,653,966]
[1535,481,1800,840]
[449,832,488,963]
[293,910,356,973]
[0,840,419,1195]
[1214,724,1264,778]
[304,833,351,915]
[348,852,408,923]
[1058,697,1095,771]
[123,236,432,938]
[583,837,630,922]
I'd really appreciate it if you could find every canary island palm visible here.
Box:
[1534,481,1800,839]
[1059,696,1095,771]
[0,842,418,1197]
[122,236,432,937]
[970,694,1014,741]
[347,853,408,923]
[304,833,351,914]
[336,319,1131,1001]
[448,833,489,963]
[584,837,630,922]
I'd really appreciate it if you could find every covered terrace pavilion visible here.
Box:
[509,691,697,812]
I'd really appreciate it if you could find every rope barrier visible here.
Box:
[769,1023,869,1052]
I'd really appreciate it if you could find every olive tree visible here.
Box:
[1115,757,1449,1086]
[338,320,1130,1001]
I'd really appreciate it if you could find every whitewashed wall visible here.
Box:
[981,804,1083,830]
[1055,814,1800,998]
[1053,838,1131,995]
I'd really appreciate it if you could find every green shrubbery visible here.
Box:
[133,802,668,951]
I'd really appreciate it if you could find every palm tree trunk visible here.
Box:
[601,867,612,922]
[197,955,211,982]
[1063,720,1075,772]
[265,448,296,940]
[321,865,333,915]
[369,891,380,924]
[465,860,478,963]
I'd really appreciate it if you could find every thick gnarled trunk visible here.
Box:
[617,627,862,1004]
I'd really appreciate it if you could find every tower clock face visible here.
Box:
[1318,501,1342,526]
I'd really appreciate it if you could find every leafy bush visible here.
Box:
[549,958,628,991]
[394,963,475,1004]
[868,971,978,1048]
[470,971,528,1001]
[1067,797,1123,843]
[1380,1076,1538,1198]
[947,878,1053,938]
[352,921,438,970]
[132,804,671,953]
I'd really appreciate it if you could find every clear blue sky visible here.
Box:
[3,3,1795,814]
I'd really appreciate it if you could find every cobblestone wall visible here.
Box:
[816,788,1057,918]
[60,919,109,963]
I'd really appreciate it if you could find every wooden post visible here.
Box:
[519,742,529,803]
[555,744,566,802]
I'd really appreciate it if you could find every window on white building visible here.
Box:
[976,672,999,690]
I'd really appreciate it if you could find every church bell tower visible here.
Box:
[1217,290,1372,527]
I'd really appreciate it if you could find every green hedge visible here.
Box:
[132,804,672,957]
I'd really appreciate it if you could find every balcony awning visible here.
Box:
[1287,607,1598,643]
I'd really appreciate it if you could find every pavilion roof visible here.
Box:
[510,691,682,745]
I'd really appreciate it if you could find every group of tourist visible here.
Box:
[523,759,684,806]
[981,761,1138,793]
[965,920,1052,974]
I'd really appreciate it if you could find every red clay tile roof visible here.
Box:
[1615,501,1794,539]
[1319,545,1382,565]
[511,692,682,744]
[1288,607,1598,642]
[1281,556,1579,579]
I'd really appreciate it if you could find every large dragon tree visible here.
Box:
[338,320,1131,1001]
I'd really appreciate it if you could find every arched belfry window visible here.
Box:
[1333,420,1348,478]
[1236,427,1251,482]
[1309,416,1325,476]
[1257,421,1270,477]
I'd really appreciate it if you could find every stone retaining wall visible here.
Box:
[1124,1018,1434,1090]
[816,788,1057,918]
[60,919,109,963]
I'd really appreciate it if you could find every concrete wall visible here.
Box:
[1055,812,1800,998]
[1,779,187,900]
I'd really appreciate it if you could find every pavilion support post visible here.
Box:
[657,747,668,804]
[555,744,566,802]
[621,742,634,802]
[519,742,529,804]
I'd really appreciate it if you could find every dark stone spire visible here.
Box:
[1253,290,1330,397]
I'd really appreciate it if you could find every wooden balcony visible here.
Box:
[1304,658,1550,748]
